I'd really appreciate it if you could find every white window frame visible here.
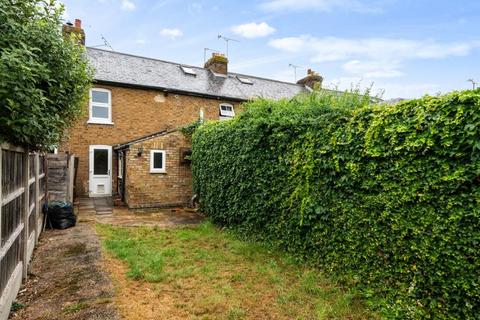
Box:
[88,88,113,125]
[219,103,235,120]
[150,150,166,173]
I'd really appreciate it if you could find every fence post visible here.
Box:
[34,154,39,244]
[68,154,75,203]
[0,147,2,247]
[22,149,29,280]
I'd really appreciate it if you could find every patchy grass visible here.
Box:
[97,222,374,319]
[10,302,25,313]
[63,243,87,257]
[62,302,89,315]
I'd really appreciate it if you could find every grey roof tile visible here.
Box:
[86,48,308,101]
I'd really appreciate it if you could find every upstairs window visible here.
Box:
[150,150,166,173]
[89,88,112,124]
[219,103,235,120]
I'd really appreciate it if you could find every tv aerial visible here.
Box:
[218,34,239,58]
[91,34,114,51]
[289,63,305,82]
[467,79,477,90]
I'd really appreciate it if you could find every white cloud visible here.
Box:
[325,77,442,99]
[268,36,306,53]
[231,22,276,39]
[269,36,479,62]
[230,54,290,71]
[342,60,403,78]
[121,0,135,11]
[188,3,203,14]
[159,28,183,40]
[269,35,480,78]
[376,83,443,99]
[261,0,381,13]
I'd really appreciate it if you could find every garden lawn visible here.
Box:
[97,222,374,320]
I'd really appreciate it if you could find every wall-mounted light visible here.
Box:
[137,145,144,157]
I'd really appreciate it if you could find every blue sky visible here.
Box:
[60,0,480,99]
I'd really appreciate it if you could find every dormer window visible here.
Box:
[88,88,112,125]
[180,66,196,76]
[219,103,235,120]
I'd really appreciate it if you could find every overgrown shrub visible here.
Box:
[191,90,480,319]
[0,0,92,149]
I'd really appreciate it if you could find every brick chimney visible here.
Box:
[297,69,323,90]
[204,53,228,75]
[63,19,85,45]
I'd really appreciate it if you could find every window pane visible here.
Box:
[153,152,163,169]
[92,105,109,119]
[94,149,109,175]
[92,90,109,103]
[221,105,232,111]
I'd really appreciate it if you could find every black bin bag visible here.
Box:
[46,201,76,229]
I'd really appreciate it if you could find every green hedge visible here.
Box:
[0,0,92,149]
[191,90,480,319]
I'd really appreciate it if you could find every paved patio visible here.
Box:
[75,197,203,227]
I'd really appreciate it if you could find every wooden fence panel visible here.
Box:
[46,154,74,203]
[0,144,46,320]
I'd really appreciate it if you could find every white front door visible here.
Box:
[89,145,112,197]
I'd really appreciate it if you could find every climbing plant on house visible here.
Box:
[0,0,92,149]
[191,89,480,319]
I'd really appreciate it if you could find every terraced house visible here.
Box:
[60,19,323,208]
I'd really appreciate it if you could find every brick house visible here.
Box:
[60,20,322,208]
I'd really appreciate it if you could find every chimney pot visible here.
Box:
[63,18,86,46]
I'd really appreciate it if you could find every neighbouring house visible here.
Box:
[59,19,322,208]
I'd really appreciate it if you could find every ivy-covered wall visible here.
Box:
[191,90,480,319]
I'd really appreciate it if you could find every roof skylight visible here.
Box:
[237,76,253,85]
[180,66,196,76]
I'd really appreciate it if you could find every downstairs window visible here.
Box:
[150,150,166,173]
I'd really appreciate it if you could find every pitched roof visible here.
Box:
[86,48,308,101]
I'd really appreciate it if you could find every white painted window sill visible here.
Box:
[87,120,114,125]
[150,170,167,174]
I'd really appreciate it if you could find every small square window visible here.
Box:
[219,103,235,119]
[150,150,166,173]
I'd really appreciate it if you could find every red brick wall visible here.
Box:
[60,84,239,197]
